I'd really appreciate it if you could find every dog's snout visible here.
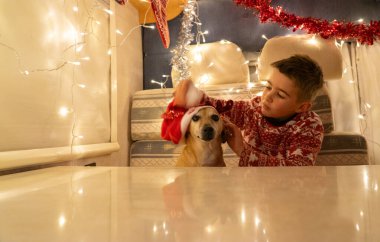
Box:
[201,125,215,141]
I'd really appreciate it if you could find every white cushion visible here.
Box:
[171,41,250,86]
[258,35,343,81]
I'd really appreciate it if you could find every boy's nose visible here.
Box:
[263,91,274,102]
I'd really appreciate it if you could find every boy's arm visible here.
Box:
[239,120,324,166]
[173,79,205,108]
[173,79,255,129]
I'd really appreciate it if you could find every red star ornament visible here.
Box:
[151,0,170,48]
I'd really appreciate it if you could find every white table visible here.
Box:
[0,166,379,242]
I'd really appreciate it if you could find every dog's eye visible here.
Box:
[211,114,219,121]
[192,115,200,122]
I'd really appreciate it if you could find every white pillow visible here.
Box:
[171,41,250,87]
[258,35,343,81]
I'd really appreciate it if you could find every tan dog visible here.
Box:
[176,107,226,167]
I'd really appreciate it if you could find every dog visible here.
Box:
[176,107,227,167]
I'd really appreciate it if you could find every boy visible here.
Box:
[173,55,324,166]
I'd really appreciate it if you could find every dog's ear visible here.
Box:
[221,129,228,143]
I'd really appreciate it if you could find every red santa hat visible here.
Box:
[161,100,214,144]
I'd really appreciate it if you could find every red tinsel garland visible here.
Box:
[234,0,380,45]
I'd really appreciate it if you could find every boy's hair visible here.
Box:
[271,54,324,102]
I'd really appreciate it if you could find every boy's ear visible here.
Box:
[296,101,312,113]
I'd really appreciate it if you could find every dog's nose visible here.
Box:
[202,125,215,141]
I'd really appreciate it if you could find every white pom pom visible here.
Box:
[186,84,204,108]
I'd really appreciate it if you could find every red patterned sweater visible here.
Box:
[204,95,324,166]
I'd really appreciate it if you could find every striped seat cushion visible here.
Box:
[130,140,239,167]
[316,133,368,165]
[131,83,334,141]
[130,133,368,166]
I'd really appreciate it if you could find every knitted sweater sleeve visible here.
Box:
[239,116,324,166]
[203,95,254,129]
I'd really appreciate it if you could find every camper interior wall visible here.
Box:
[0,1,142,174]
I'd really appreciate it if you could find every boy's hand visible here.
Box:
[173,79,204,108]
[173,79,191,107]
[223,119,244,156]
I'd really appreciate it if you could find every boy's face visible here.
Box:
[260,68,311,119]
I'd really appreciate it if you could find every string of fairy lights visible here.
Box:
[0,0,157,152]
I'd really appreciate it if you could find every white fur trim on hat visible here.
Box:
[185,83,204,108]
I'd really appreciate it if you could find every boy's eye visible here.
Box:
[277,93,285,99]
[192,115,200,122]
[211,114,219,121]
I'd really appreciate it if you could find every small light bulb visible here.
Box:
[307,35,318,46]
[104,9,113,15]
[78,188,84,195]
[58,215,66,227]
[143,25,155,29]
[220,39,230,44]
[255,216,261,226]
[205,225,214,233]
[199,74,210,84]
[59,107,71,117]
[68,61,81,66]
[76,45,84,52]
[194,53,202,62]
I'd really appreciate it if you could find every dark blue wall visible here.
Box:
[143,0,380,89]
